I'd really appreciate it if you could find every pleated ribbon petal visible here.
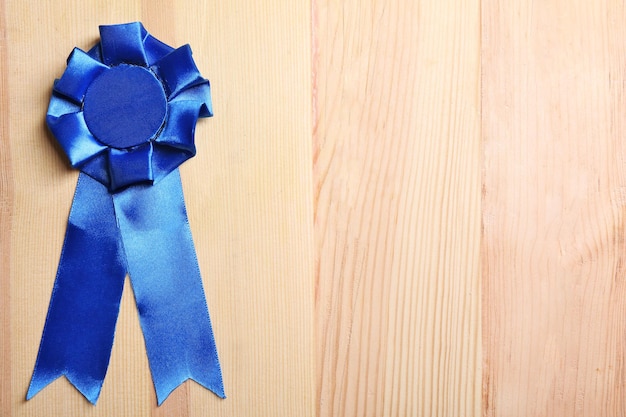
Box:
[151,45,206,99]
[46,111,107,168]
[99,22,149,66]
[54,48,108,104]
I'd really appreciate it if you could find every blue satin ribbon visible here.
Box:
[27,22,224,405]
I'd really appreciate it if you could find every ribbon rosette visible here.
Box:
[27,22,224,405]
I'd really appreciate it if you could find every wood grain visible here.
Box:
[0,0,13,415]
[313,1,482,416]
[482,0,626,415]
[1,1,313,416]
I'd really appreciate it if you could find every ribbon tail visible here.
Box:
[27,173,127,404]
[112,169,225,405]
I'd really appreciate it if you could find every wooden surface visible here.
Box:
[5,0,626,416]
[313,0,481,416]
[482,0,626,416]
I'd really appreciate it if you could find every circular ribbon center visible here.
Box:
[83,65,167,149]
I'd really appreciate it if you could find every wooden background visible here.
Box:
[3,0,626,416]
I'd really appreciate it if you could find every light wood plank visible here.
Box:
[482,0,626,415]
[2,1,314,416]
[0,0,13,415]
[313,1,482,416]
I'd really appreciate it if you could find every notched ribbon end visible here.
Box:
[156,376,226,406]
[25,377,52,401]
[26,372,103,405]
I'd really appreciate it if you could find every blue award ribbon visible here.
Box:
[27,22,225,405]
